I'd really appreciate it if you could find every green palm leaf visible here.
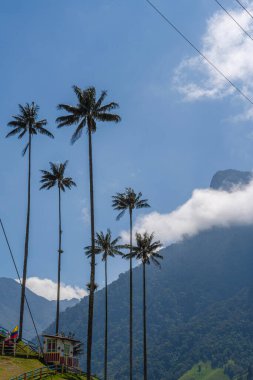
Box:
[56,85,121,142]
[40,161,76,191]
[6,102,54,154]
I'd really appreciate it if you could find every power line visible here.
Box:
[144,0,253,106]
[0,218,44,355]
[214,0,253,42]
[235,0,253,20]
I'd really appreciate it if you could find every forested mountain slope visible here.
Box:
[44,170,253,379]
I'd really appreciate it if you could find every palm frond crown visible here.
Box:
[85,229,124,261]
[125,232,163,267]
[112,187,150,220]
[40,161,76,191]
[6,102,54,154]
[56,86,121,144]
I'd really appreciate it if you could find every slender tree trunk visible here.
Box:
[143,263,147,380]
[87,128,96,380]
[56,186,62,335]
[19,133,32,341]
[129,208,133,380]
[104,257,108,380]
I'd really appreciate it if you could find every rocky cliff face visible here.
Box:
[210,169,252,191]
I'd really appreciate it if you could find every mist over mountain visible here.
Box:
[43,170,253,379]
[0,277,79,340]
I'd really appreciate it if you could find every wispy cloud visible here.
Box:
[121,180,253,246]
[80,198,90,225]
[81,206,90,224]
[174,1,253,117]
[16,277,87,301]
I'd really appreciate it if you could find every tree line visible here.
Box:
[6,86,163,380]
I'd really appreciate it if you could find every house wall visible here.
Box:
[43,336,79,368]
[43,337,75,357]
[55,338,74,357]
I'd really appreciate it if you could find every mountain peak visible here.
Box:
[210,169,252,191]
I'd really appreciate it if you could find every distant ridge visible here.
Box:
[210,169,252,191]
[0,278,80,340]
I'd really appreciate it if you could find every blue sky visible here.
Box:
[1,0,253,298]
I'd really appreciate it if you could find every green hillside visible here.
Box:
[0,356,42,380]
[44,375,99,380]
[0,356,99,380]
[44,225,253,379]
[179,362,229,380]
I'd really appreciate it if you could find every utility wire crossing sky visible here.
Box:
[214,0,253,42]
[145,0,253,106]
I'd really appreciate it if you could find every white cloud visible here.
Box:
[16,277,87,301]
[80,198,90,225]
[174,1,253,115]
[121,180,253,246]
[81,207,90,224]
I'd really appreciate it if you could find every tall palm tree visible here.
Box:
[6,102,54,340]
[56,86,121,379]
[125,232,163,380]
[112,188,150,380]
[40,161,76,335]
[85,230,124,380]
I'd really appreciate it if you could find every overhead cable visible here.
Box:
[145,0,253,106]
[214,0,253,42]
[235,0,253,20]
[0,218,44,355]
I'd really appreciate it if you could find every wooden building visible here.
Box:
[43,334,82,368]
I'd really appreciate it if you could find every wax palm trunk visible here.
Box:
[104,257,108,380]
[87,128,96,380]
[19,132,32,341]
[56,186,62,334]
[143,262,147,380]
[129,208,133,380]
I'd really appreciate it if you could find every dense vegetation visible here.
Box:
[179,362,229,380]
[44,221,253,379]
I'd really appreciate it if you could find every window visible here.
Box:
[47,339,56,353]
[64,344,70,357]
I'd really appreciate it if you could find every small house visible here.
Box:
[43,333,82,368]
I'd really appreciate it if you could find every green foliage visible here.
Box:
[43,375,98,380]
[0,356,42,380]
[40,161,76,191]
[56,86,121,143]
[112,187,150,220]
[125,232,163,266]
[6,102,54,154]
[179,362,229,380]
[85,229,123,261]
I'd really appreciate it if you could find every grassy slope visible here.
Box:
[44,374,99,380]
[0,356,99,380]
[44,375,86,380]
[179,362,229,380]
[0,356,42,380]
